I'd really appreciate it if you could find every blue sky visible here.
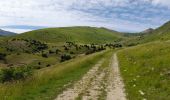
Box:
[0,0,170,33]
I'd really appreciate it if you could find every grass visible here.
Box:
[118,41,170,100]
[6,53,58,68]
[0,50,110,100]
[12,26,123,44]
[131,21,170,45]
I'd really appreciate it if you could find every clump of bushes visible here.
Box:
[85,45,106,55]
[8,38,48,53]
[61,54,72,62]
[105,43,123,48]
[0,66,33,83]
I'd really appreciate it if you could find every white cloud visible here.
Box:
[142,0,170,7]
[0,0,169,33]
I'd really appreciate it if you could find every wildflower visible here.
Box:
[139,90,145,96]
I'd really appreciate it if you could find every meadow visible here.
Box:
[118,41,170,100]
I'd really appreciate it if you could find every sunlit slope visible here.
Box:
[14,27,123,44]
[140,21,170,43]
[118,41,170,100]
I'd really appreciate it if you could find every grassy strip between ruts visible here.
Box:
[76,50,114,100]
[0,50,111,100]
[98,51,114,100]
[118,41,170,100]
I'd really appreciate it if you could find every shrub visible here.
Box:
[70,51,74,54]
[61,54,72,62]
[38,62,41,65]
[49,50,55,54]
[64,46,69,51]
[42,53,48,58]
[46,64,51,67]
[113,43,122,48]
[55,49,60,54]
[85,50,95,55]
[0,66,33,83]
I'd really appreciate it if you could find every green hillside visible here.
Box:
[121,21,170,46]
[13,26,123,44]
[118,41,170,100]
[1,23,170,100]
[138,21,170,43]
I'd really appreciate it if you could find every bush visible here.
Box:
[113,43,122,48]
[70,51,74,54]
[46,64,51,67]
[49,50,55,54]
[85,50,95,55]
[42,53,48,58]
[55,49,60,54]
[0,66,33,83]
[61,54,72,62]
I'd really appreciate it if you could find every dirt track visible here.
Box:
[55,53,126,100]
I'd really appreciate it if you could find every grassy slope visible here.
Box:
[13,26,123,44]
[139,21,170,43]
[118,41,170,100]
[0,50,111,100]
[121,21,170,46]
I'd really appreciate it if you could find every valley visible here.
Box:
[0,21,170,100]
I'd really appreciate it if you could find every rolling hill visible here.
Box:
[116,21,170,100]
[139,21,170,43]
[13,26,123,44]
[121,21,170,46]
[1,23,170,100]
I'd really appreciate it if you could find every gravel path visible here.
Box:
[106,54,126,100]
[55,53,126,100]
[55,59,104,100]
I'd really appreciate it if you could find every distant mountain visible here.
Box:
[140,28,154,34]
[136,21,170,43]
[153,21,170,34]
[0,29,16,36]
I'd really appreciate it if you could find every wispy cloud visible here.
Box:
[0,0,169,33]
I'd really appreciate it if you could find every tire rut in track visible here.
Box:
[106,53,126,100]
[55,59,104,100]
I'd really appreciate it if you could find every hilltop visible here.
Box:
[140,28,154,34]
[13,26,123,44]
[122,21,170,46]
